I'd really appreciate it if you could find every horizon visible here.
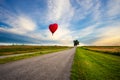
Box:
[0,0,120,46]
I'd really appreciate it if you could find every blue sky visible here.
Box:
[0,0,120,46]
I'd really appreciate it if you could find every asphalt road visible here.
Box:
[0,48,75,80]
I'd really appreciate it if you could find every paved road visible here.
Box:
[0,48,75,80]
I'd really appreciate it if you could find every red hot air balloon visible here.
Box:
[49,23,58,35]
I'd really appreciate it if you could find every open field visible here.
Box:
[0,45,70,64]
[71,47,120,80]
[0,45,70,56]
[82,46,120,56]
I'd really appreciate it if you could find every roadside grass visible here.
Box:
[0,48,69,64]
[71,47,120,80]
[82,46,120,56]
[0,45,70,56]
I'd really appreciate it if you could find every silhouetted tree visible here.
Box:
[73,40,79,46]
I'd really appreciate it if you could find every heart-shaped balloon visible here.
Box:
[49,23,58,35]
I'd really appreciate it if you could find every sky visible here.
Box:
[0,0,120,46]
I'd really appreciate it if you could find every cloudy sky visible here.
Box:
[0,0,120,46]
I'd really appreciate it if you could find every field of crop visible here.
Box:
[0,45,70,56]
[71,47,120,80]
[82,46,120,56]
[0,45,70,64]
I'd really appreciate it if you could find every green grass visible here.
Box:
[0,48,69,64]
[71,47,120,80]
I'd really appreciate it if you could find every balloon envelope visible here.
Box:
[49,23,58,35]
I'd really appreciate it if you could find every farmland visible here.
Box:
[0,45,70,64]
[82,46,120,56]
[0,45,70,56]
[71,47,120,80]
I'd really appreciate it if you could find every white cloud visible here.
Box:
[92,0,102,21]
[78,25,96,37]
[92,26,120,46]
[72,0,93,21]
[0,7,16,24]
[1,0,120,46]
[107,0,120,17]
[17,16,36,31]
[72,22,120,46]
[45,0,75,45]
[47,0,74,23]
[0,15,36,35]
[43,24,74,46]
[0,6,36,34]
[10,15,36,34]
[73,23,100,39]
[0,4,75,46]
[76,0,94,11]
[73,0,102,21]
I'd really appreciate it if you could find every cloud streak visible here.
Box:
[47,0,74,23]
[107,0,120,17]
[0,0,120,46]
[92,25,120,46]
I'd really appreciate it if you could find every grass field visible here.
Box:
[83,46,120,56]
[0,45,70,56]
[71,47,120,80]
[0,45,70,64]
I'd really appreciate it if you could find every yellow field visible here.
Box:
[83,46,120,55]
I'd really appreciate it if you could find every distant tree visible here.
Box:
[73,40,79,46]
[12,43,14,46]
[22,43,24,46]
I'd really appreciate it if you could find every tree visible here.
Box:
[73,40,79,46]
